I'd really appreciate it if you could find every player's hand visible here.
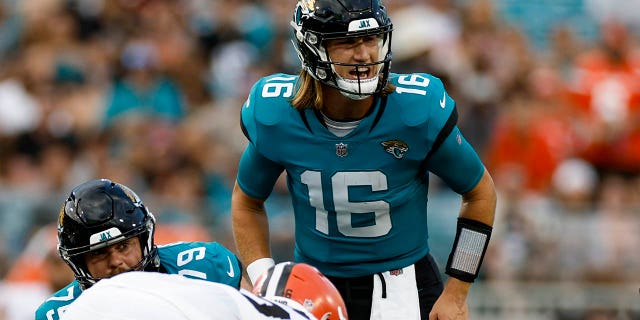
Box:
[240,276,253,290]
[428,278,470,320]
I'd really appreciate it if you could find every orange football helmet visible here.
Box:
[252,262,348,320]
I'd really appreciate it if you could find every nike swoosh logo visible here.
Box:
[439,92,446,108]
[226,256,235,277]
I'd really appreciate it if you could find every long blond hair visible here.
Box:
[291,71,323,110]
[290,71,396,110]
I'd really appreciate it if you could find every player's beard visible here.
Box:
[129,254,149,272]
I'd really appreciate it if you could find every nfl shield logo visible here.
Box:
[335,143,348,157]
[389,269,403,276]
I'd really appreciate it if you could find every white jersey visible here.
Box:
[59,271,315,320]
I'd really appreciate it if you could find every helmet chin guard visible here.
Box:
[336,75,380,100]
[291,0,393,100]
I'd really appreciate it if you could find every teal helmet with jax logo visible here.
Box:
[57,178,159,289]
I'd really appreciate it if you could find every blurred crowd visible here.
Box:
[0,0,639,318]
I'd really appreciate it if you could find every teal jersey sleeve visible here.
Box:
[390,73,458,152]
[240,79,260,144]
[237,73,296,198]
[157,241,242,288]
[35,281,82,320]
[237,143,285,199]
[392,73,484,193]
[427,126,485,194]
[388,72,484,193]
[240,73,298,145]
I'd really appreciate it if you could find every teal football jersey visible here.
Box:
[35,241,242,320]
[237,73,485,278]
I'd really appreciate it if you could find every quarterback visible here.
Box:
[232,0,497,319]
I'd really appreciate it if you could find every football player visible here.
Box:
[231,0,497,319]
[35,179,244,320]
[59,262,346,320]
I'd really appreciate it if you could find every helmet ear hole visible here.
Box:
[317,69,328,79]
[306,33,318,45]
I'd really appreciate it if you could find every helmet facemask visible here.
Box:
[325,33,391,100]
[58,215,158,290]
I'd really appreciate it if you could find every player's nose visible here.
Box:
[352,39,371,61]
[106,251,127,270]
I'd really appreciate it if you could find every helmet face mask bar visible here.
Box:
[57,179,159,289]
[291,0,393,100]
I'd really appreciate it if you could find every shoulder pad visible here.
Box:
[241,74,298,141]
[388,73,455,128]
[35,282,81,320]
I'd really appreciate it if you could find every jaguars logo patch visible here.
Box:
[58,205,66,226]
[381,139,409,159]
[120,184,143,207]
[300,0,315,12]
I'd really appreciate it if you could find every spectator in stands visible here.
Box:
[588,173,640,281]
[102,39,185,128]
[567,20,640,174]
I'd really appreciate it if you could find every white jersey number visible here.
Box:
[261,76,296,98]
[395,74,430,95]
[301,170,391,237]
[176,247,208,280]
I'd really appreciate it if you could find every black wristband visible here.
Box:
[445,217,492,283]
